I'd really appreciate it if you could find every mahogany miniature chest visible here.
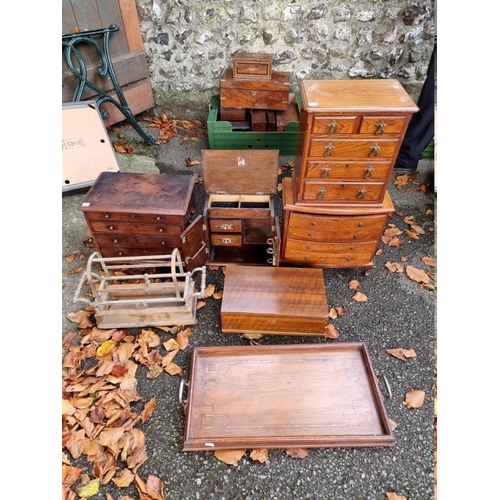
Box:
[219,68,290,111]
[78,172,203,262]
[293,79,418,207]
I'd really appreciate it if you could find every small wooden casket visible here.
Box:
[220,265,329,336]
[201,149,280,266]
[182,343,394,451]
[219,68,290,111]
[232,52,273,80]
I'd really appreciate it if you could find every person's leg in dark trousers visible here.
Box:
[394,46,436,173]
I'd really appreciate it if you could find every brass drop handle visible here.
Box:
[321,165,331,178]
[356,188,367,200]
[375,120,386,135]
[218,237,236,244]
[328,121,338,134]
[363,165,374,179]
[215,223,235,230]
[324,142,334,157]
[316,188,326,200]
[369,144,380,158]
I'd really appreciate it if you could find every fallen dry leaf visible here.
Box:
[410,224,425,235]
[387,493,407,500]
[389,419,398,431]
[421,256,435,267]
[285,448,308,459]
[406,266,430,284]
[196,301,206,310]
[348,280,361,290]
[67,310,94,329]
[404,229,419,240]
[176,327,192,350]
[214,449,246,465]
[352,292,368,302]
[185,157,201,166]
[242,333,263,340]
[385,262,404,273]
[387,348,417,361]
[328,308,338,319]
[249,449,269,463]
[405,389,425,408]
[213,291,223,300]
[324,324,339,339]
[200,284,215,298]
[111,468,135,488]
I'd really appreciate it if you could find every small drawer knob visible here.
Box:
[156,216,161,220]
[306,245,311,250]
[108,225,114,230]
[113,239,118,243]
[158,228,163,232]
[104,213,110,218]
[308,232,313,237]
[130,214,136,218]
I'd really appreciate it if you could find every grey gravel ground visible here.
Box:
[62,121,436,500]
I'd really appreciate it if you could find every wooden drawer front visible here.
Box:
[308,139,398,159]
[283,239,376,267]
[222,313,327,336]
[211,233,243,247]
[220,89,289,111]
[209,219,242,233]
[85,211,189,225]
[311,116,357,135]
[97,246,179,258]
[89,221,183,236]
[94,234,180,249]
[305,161,391,181]
[301,181,385,203]
[287,212,387,242]
[358,116,406,136]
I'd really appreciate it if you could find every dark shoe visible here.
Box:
[393,162,417,174]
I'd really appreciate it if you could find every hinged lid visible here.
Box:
[201,150,279,195]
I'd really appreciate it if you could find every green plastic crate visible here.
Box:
[422,139,434,158]
[207,94,301,155]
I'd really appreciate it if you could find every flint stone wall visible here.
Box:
[135,0,435,120]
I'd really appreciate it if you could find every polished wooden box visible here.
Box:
[219,68,290,111]
[233,52,273,80]
[201,150,280,266]
[220,265,329,336]
[78,172,201,259]
[182,343,394,451]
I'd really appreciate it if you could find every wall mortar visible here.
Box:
[135,0,435,120]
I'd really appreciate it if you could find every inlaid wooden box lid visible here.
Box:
[233,52,273,80]
[78,172,196,215]
[201,150,279,195]
[220,68,290,91]
[182,343,394,451]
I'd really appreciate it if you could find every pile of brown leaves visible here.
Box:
[62,325,192,500]
[144,114,206,145]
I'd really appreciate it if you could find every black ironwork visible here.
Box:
[62,25,155,145]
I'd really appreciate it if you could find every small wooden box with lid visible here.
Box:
[280,79,418,274]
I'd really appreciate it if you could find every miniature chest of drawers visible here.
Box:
[78,172,200,259]
[201,149,280,267]
[293,79,418,207]
[220,68,290,111]
[280,177,394,274]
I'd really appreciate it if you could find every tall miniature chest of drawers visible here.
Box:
[78,172,201,260]
[281,79,418,274]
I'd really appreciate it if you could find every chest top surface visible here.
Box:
[78,172,196,214]
[299,79,418,114]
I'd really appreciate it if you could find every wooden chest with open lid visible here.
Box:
[200,149,280,266]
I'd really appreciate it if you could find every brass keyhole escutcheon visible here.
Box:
[364,165,374,179]
[328,121,338,134]
[375,120,386,135]
[252,90,257,96]
[324,142,334,157]
[321,165,331,178]
[311,222,317,226]
[369,144,380,158]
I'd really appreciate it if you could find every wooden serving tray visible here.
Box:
[183,343,394,451]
